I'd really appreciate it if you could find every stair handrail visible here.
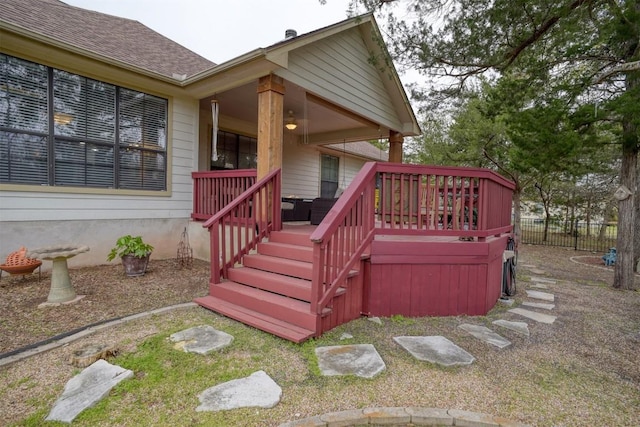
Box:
[203,168,282,284]
[309,162,377,314]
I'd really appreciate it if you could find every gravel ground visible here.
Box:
[0,245,639,426]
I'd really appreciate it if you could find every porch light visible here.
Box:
[285,110,297,130]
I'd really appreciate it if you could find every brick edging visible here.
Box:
[278,406,531,427]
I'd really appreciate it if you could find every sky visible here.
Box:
[63,0,358,64]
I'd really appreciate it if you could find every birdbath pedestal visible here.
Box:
[28,245,90,304]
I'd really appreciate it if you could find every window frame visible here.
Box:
[320,153,339,198]
[210,129,257,171]
[0,53,168,192]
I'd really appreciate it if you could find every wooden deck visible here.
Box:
[193,163,515,342]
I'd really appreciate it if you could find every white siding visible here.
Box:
[278,29,402,131]
[282,142,320,199]
[281,141,367,199]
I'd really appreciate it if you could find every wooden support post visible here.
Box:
[389,131,403,163]
[257,74,285,180]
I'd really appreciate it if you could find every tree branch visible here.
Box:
[594,60,640,84]
[503,0,591,68]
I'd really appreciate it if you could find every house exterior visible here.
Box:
[0,0,418,267]
[1,1,515,342]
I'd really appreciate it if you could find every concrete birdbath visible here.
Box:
[27,245,90,305]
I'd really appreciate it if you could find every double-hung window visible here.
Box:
[320,154,339,198]
[0,53,167,191]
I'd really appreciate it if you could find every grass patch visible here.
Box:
[5,268,640,427]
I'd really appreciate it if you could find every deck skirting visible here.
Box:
[366,236,508,317]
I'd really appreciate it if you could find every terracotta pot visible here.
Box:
[121,253,150,277]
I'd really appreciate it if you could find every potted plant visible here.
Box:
[107,235,154,277]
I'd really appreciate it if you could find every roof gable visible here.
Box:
[0,0,215,79]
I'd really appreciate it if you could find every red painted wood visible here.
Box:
[196,162,516,342]
[269,229,315,247]
[210,281,318,330]
[243,254,313,280]
[319,269,365,335]
[257,241,314,263]
[194,295,314,342]
[227,267,312,301]
[192,170,257,220]
[367,235,508,317]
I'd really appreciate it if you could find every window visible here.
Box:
[211,130,257,170]
[320,154,339,198]
[0,54,167,191]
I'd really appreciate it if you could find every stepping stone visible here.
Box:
[46,359,133,423]
[522,301,555,310]
[170,325,233,355]
[492,319,530,336]
[520,264,537,268]
[531,276,557,285]
[531,283,548,289]
[393,336,475,367]
[498,297,515,306]
[315,344,386,378]
[509,308,556,324]
[458,324,511,349]
[197,370,281,411]
[526,290,555,302]
[529,268,546,275]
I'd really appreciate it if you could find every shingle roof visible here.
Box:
[0,0,215,79]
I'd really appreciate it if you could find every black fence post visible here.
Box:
[574,219,579,251]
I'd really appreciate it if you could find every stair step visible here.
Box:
[268,230,314,247]
[227,267,312,301]
[257,241,313,263]
[243,253,360,281]
[194,295,314,343]
[243,254,313,280]
[209,280,320,330]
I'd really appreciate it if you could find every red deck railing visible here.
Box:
[193,163,514,324]
[375,163,514,238]
[202,169,281,284]
[309,162,377,315]
[192,170,257,221]
[309,162,515,320]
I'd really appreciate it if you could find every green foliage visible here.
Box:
[106,235,154,261]
[351,0,638,287]
[389,314,416,325]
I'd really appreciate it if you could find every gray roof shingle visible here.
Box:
[0,0,215,79]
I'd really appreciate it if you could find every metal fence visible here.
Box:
[520,218,617,253]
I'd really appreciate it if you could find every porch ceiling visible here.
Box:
[203,79,388,145]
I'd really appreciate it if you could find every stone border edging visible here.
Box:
[0,302,198,368]
[278,406,531,426]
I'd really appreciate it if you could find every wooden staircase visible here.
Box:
[195,229,355,343]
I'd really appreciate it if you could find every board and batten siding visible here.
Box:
[278,28,402,132]
[0,96,200,266]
